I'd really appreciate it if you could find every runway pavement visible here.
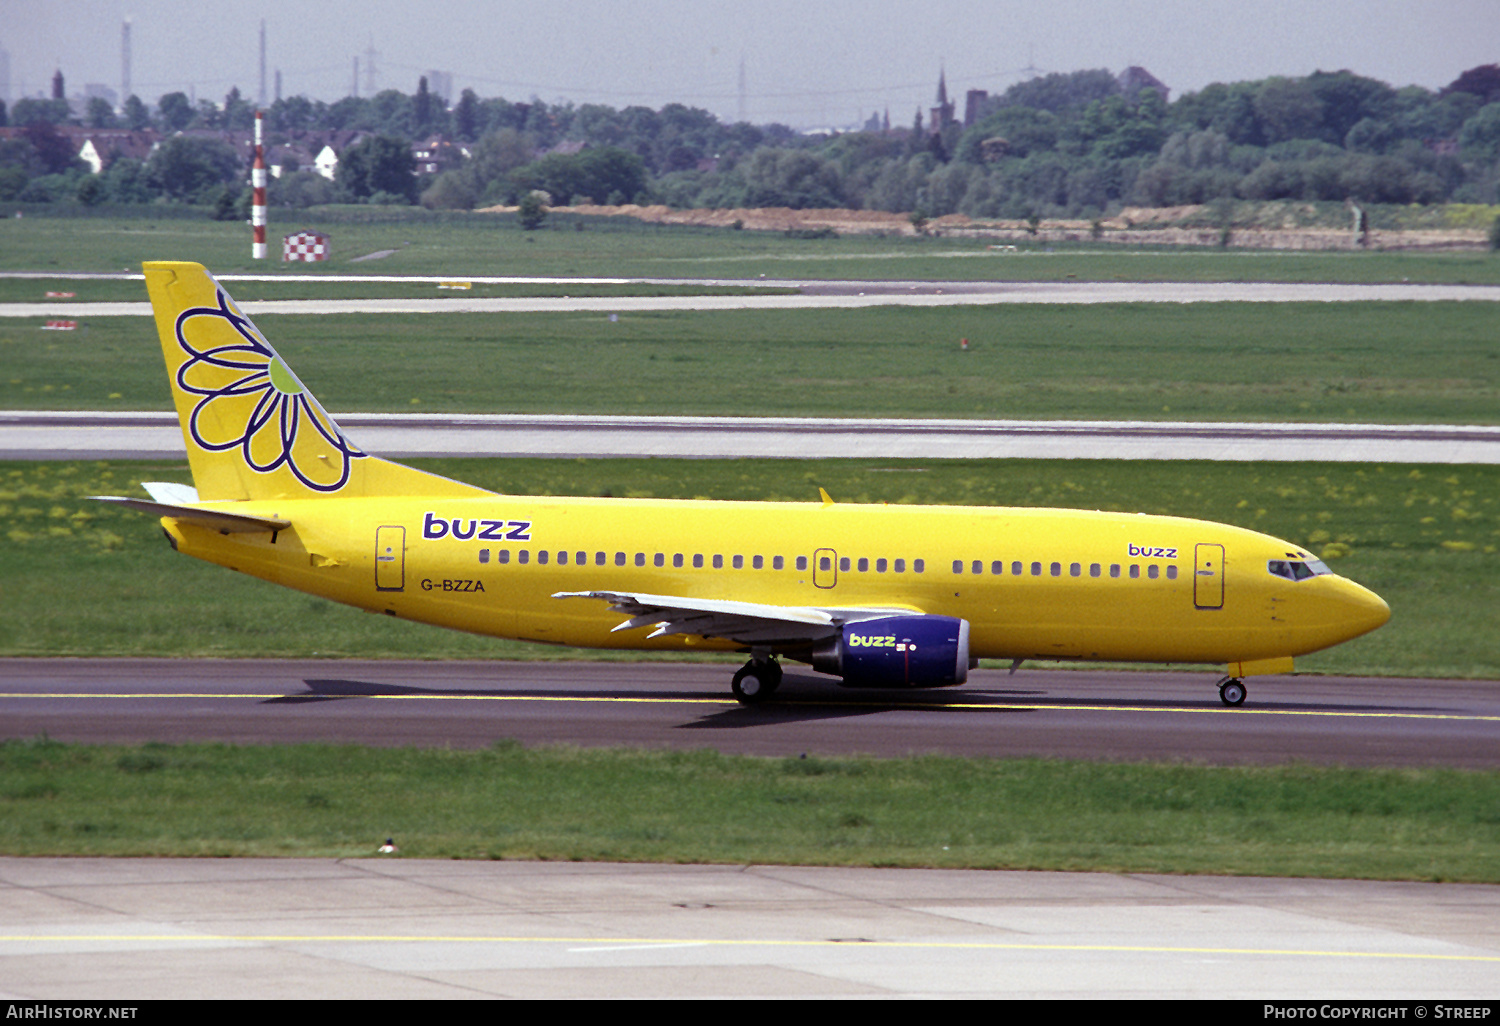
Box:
[5,278,1500,318]
[5,660,1497,768]
[2,857,1495,998]
[7,411,1499,462]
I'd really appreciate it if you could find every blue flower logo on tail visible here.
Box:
[174,289,364,492]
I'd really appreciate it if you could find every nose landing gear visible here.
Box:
[1217,676,1246,706]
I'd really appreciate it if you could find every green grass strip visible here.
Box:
[4,302,1497,423]
[2,738,1497,881]
[4,209,1500,283]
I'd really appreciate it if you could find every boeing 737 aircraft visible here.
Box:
[95,262,1390,706]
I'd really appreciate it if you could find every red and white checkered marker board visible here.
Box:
[282,232,331,262]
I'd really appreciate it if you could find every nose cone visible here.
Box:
[1331,577,1391,643]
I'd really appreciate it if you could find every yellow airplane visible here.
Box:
[95,261,1390,707]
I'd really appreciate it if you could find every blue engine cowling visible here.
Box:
[811,615,971,688]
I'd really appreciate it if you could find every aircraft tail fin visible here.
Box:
[143,261,489,502]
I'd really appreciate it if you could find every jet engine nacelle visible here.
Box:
[811,615,971,688]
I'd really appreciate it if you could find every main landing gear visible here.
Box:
[1216,676,1247,707]
[731,657,783,705]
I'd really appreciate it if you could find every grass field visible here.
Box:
[2,739,1496,880]
[3,209,1499,283]
[3,302,1496,423]
[2,457,1494,678]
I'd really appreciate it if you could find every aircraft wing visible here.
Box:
[553,590,916,646]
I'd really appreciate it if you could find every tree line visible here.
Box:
[2,64,1498,218]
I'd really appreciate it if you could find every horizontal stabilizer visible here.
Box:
[89,495,290,533]
[141,481,200,504]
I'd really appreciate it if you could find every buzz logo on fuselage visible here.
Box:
[1128,543,1179,559]
[422,511,532,542]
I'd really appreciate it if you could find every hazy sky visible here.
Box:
[3,0,1494,128]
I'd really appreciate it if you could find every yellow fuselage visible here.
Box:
[163,494,1390,672]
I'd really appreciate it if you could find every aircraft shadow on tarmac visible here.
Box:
[274,674,1045,726]
[272,675,1453,721]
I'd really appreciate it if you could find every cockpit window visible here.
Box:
[1268,559,1333,581]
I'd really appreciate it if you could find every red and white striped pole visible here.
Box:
[251,111,267,260]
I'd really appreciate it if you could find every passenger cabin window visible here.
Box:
[795,556,807,571]
[914,559,925,573]
[894,559,905,573]
[499,550,510,564]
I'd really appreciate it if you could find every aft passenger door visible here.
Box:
[1194,543,1224,609]
[376,526,406,591]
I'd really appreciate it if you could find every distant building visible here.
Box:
[542,139,587,157]
[1117,66,1169,103]
[0,125,160,173]
[929,68,956,130]
[964,89,988,127]
[412,134,466,175]
[266,142,318,179]
[75,128,157,172]
[267,129,370,180]
[424,71,452,105]
[83,83,118,107]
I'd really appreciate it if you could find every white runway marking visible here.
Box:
[5,412,1497,462]
[3,279,1500,317]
